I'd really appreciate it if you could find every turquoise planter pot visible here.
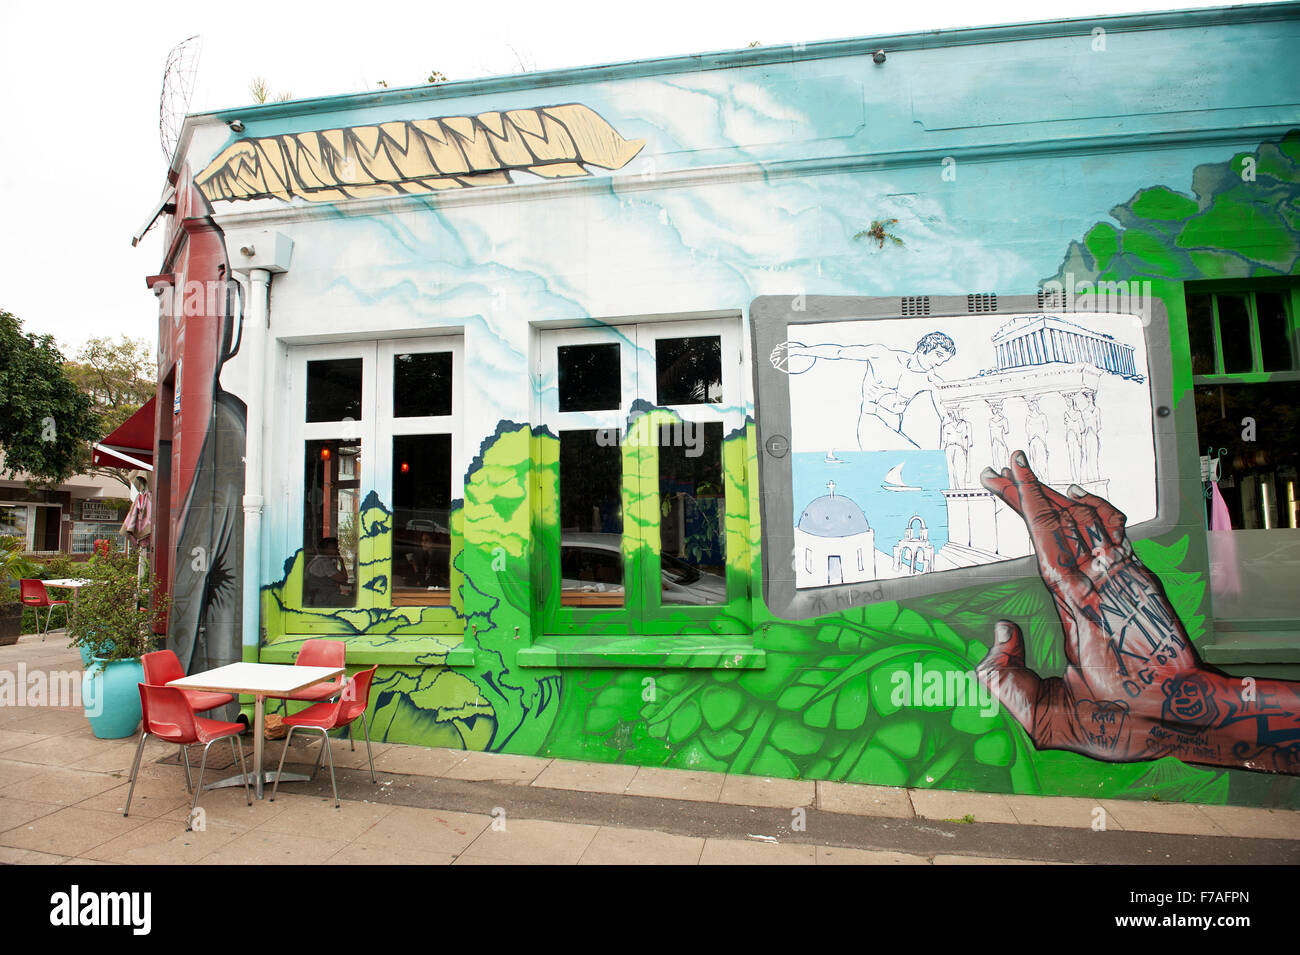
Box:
[82,658,143,740]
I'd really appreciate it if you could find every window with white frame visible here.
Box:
[289,338,463,612]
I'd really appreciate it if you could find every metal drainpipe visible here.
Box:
[241,268,270,660]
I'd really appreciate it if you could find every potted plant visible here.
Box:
[0,537,39,646]
[68,549,168,739]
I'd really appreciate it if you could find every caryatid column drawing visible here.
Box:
[1081,389,1102,481]
[941,405,973,487]
[987,400,1009,471]
[1064,392,1086,484]
[1024,397,1050,478]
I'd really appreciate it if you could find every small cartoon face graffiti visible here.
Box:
[1162,673,1219,726]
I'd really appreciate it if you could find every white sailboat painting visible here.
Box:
[881,463,921,492]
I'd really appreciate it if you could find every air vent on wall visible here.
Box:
[900,296,931,316]
[1037,287,1066,310]
[967,293,998,313]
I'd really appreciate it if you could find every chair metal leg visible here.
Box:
[310,731,328,779]
[123,730,150,817]
[360,712,377,784]
[181,746,193,792]
[270,725,297,802]
[347,722,354,752]
[189,741,216,830]
[321,727,339,808]
[231,735,252,806]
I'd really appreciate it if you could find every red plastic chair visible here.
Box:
[124,683,250,829]
[271,665,379,807]
[142,650,235,713]
[20,579,68,640]
[270,639,347,714]
[140,650,236,792]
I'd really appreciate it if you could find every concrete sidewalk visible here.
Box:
[2,634,1297,865]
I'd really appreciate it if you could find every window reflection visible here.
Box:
[659,421,726,605]
[559,429,624,606]
[303,439,361,607]
[306,359,363,422]
[391,434,452,606]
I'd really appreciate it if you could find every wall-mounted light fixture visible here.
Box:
[873,50,887,64]
[228,119,245,133]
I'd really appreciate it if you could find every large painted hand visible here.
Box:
[975,451,1300,774]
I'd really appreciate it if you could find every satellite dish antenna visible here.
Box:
[159,34,202,163]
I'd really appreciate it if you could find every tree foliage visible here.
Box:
[0,311,102,485]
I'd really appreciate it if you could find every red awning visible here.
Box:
[92,397,156,470]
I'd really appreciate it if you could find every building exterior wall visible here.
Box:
[151,5,1300,805]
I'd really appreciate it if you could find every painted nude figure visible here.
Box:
[771,332,956,450]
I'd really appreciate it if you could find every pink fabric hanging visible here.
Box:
[1207,481,1240,596]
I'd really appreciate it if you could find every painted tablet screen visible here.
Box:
[777,311,1156,588]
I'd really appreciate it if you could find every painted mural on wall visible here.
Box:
[196,104,645,203]
[165,63,1300,815]
[772,311,1155,586]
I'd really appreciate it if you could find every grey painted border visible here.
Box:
[749,293,1179,621]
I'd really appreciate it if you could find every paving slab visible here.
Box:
[372,744,467,777]
[1004,794,1126,830]
[909,789,1021,825]
[0,795,61,830]
[818,781,914,818]
[75,779,192,819]
[700,838,816,864]
[578,826,706,865]
[719,774,815,809]
[626,766,726,802]
[0,729,49,754]
[81,818,242,864]
[1100,800,1231,837]
[933,854,1062,864]
[326,842,456,865]
[355,805,493,855]
[1193,805,1300,841]
[0,845,71,864]
[443,751,552,784]
[197,828,351,865]
[0,765,124,806]
[1,806,148,856]
[531,759,638,795]
[815,845,931,865]
[255,791,394,841]
[458,818,600,864]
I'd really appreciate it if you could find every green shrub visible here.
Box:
[68,550,168,662]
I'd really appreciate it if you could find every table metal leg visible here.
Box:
[203,692,315,797]
[253,694,265,799]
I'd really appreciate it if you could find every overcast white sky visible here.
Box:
[0,0,1271,361]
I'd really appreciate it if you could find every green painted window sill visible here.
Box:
[517,633,766,669]
[261,635,476,668]
[1202,619,1300,665]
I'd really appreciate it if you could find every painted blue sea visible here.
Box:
[792,450,950,552]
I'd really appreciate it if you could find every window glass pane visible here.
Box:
[306,358,363,423]
[1186,293,1216,376]
[302,439,361,607]
[656,336,723,405]
[1216,295,1253,373]
[1256,292,1294,373]
[559,429,623,606]
[659,421,726,605]
[391,434,452,606]
[0,505,26,541]
[33,506,60,551]
[1197,381,1300,620]
[558,344,621,412]
[394,352,452,417]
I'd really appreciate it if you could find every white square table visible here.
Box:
[41,578,94,628]
[168,661,345,799]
